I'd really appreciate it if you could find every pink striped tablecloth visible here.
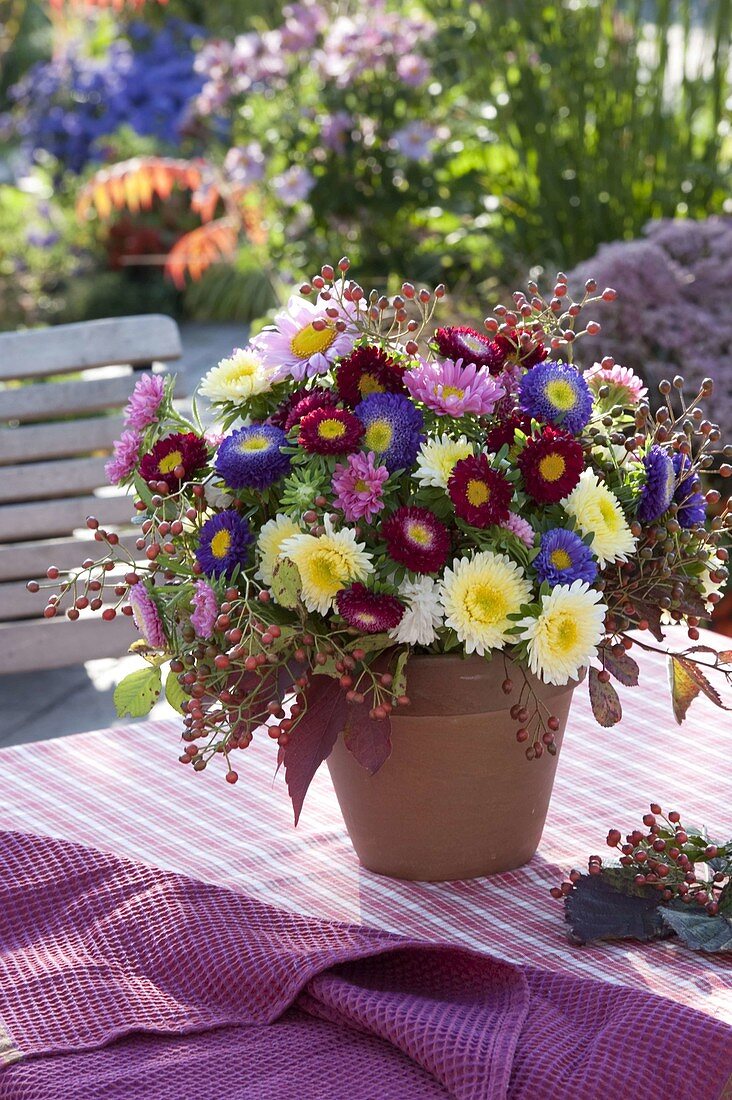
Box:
[2,629,731,1026]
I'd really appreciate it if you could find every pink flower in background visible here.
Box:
[320,110,353,151]
[190,580,219,638]
[332,451,389,521]
[396,53,431,86]
[272,165,315,205]
[124,373,165,431]
[128,584,166,649]
[501,511,535,548]
[224,142,265,185]
[405,357,504,417]
[105,429,141,485]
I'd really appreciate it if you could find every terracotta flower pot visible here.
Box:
[326,654,580,881]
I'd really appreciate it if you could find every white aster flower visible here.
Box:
[389,575,444,646]
[518,580,607,686]
[561,469,636,568]
[198,346,274,404]
[279,516,373,615]
[440,551,533,656]
[413,433,474,489]
[256,513,301,587]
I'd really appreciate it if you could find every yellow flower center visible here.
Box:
[407,521,432,547]
[354,479,368,492]
[310,552,342,589]
[599,498,620,529]
[359,374,386,396]
[290,322,336,360]
[460,334,487,354]
[538,453,567,482]
[466,478,490,507]
[364,419,393,453]
[158,450,183,474]
[317,418,347,440]
[552,613,578,649]
[550,548,572,570]
[440,385,465,400]
[545,379,577,411]
[210,530,232,559]
[238,433,269,453]
[465,583,508,624]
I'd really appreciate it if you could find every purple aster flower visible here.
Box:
[353,392,424,472]
[224,142,265,185]
[534,529,598,588]
[128,584,166,648]
[105,429,141,485]
[519,360,593,435]
[331,451,389,521]
[672,453,707,528]
[196,511,253,578]
[320,110,353,151]
[396,53,431,86]
[214,424,290,491]
[123,373,165,431]
[638,444,676,523]
[390,120,436,161]
[404,357,504,417]
[190,579,218,638]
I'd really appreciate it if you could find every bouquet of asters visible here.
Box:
[37,260,732,822]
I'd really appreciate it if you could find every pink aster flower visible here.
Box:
[123,373,166,431]
[190,579,218,639]
[404,357,505,417]
[501,511,535,548]
[105,429,141,485]
[584,361,648,406]
[251,294,357,382]
[128,584,166,649]
[331,451,389,521]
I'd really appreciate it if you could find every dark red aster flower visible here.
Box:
[283,387,338,432]
[493,328,547,370]
[298,407,364,455]
[139,432,208,489]
[517,427,584,504]
[336,345,407,408]
[484,412,532,453]
[336,583,405,634]
[447,454,513,528]
[433,326,504,374]
[382,506,451,574]
[267,387,309,428]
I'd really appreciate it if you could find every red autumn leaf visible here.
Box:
[343,701,392,775]
[588,667,622,727]
[282,676,347,825]
[599,645,640,687]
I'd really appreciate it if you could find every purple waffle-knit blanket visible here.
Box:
[0,831,730,1100]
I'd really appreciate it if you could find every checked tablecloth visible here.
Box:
[1,629,731,1026]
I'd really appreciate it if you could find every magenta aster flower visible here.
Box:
[404,357,504,417]
[105,429,141,485]
[382,505,451,574]
[336,583,404,634]
[190,579,218,639]
[251,294,356,382]
[283,387,337,431]
[128,584,166,649]
[298,407,364,455]
[331,451,389,522]
[123,373,165,431]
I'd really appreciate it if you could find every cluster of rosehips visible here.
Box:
[501,674,559,760]
[552,804,730,917]
[485,273,616,358]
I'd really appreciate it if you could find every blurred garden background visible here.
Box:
[0,0,730,426]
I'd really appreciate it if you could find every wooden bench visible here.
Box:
[0,315,182,674]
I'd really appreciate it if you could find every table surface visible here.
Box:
[2,629,731,1025]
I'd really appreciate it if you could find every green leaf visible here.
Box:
[164,670,189,714]
[270,558,301,609]
[668,654,727,724]
[345,633,394,654]
[392,647,409,699]
[114,666,162,719]
[659,907,732,953]
[564,874,668,946]
[588,667,622,727]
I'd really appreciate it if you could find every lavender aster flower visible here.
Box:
[105,429,141,485]
[638,444,676,523]
[128,584,166,648]
[519,361,593,435]
[215,425,290,491]
[391,120,436,161]
[123,373,165,431]
[672,453,707,528]
[534,529,597,588]
[190,579,219,638]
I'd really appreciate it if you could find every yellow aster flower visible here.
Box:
[279,517,374,615]
[561,469,636,568]
[413,433,474,489]
[255,514,301,588]
[199,346,273,404]
[518,580,606,686]
[440,551,532,656]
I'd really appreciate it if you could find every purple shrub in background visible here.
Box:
[569,218,732,433]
